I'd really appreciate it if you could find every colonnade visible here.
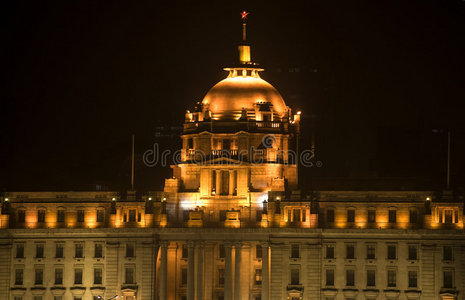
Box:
[213,170,237,196]
[158,241,269,300]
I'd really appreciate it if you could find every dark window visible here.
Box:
[77,210,85,223]
[137,212,141,222]
[443,270,453,288]
[454,211,458,223]
[408,246,417,260]
[219,244,225,259]
[218,269,225,286]
[126,244,135,258]
[96,210,104,223]
[125,267,135,284]
[388,210,396,223]
[256,211,262,222]
[443,246,452,260]
[188,138,193,149]
[74,269,82,284]
[94,244,103,258]
[387,270,396,287]
[444,210,453,223]
[290,269,300,285]
[55,268,63,285]
[17,210,26,223]
[326,245,335,259]
[291,244,300,258]
[409,209,418,224]
[387,245,396,259]
[222,139,231,150]
[56,244,64,258]
[181,268,187,285]
[368,209,376,223]
[15,269,23,285]
[347,209,355,223]
[38,210,45,223]
[346,269,355,286]
[16,244,24,258]
[94,268,102,284]
[35,268,43,285]
[346,245,355,259]
[254,269,262,285]
[367,270,376,287]
[182,244,188,259]
[325,269,334,286]
[57,210,65,223]
[128,210,136,222]
[408,271,417,288]
[75,244,84,258]
[36,244,44,258]
[367,245,376,259]
[256,245,263,259]
[326,209,334,223]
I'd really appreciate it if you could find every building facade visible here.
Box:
[1,16,464,300]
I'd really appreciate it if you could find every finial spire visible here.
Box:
[240,11,249,41]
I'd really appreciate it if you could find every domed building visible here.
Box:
[0,12,464,300]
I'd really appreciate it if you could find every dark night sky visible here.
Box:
[2,0,465,191]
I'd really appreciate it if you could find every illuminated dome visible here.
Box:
[201,75,288,120]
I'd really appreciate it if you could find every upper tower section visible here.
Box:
[184,12,300,133]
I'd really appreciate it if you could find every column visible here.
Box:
[159,242,168,300]
[234,242,242,300]
[216,170,221,195]
[187,241,195,300]
[224,242,233,300]
[261,242,269,300]
[196,242,204,300]
[229,170,235,195]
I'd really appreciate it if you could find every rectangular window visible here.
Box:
[346,269,355,286]
[16,244,24,258]
[38,210,45,223]
[129,209,136,222]
[325,269,334,286]
[77,210,85,223]
[181,268,187,285]
[256,245,263,259]
[96,210,104,223]
[17,210,26,223]
[74,268,83,284]
[57,210,65,223]
[75,244,84,258]
[94,268,102,284]
[255,269,262,285]
[15,297,23,300]
[408,271,417,288]
[444,210,453,223]
[388,210,396,223]
[94,244,103,258]
[387,245,396,259]
[15,269,23,285]
[35,268,43,285]
[36,244,44,258]
[367,270,376,287]
[125,267,135,284]
[443,270,453,288]
[347,209,355,223]
[408,245,418,260]
[368,209,376,223]
[291,244,300,258]
[126,244,135,258]
[367,245,376,259]
[326,245,335,259]
[34,297,42,300]
[55,268,63,285]
[56,244,64,258]
[182,244,188,259]
[219,244,225,259]
[443,246,452,260]
[290,268,300,285]
[387,270,396,287]
[55,296,63,300]
[326,209,334,223]
[409,209,418,224]
[346,245,355,259]
[218,268,225,286]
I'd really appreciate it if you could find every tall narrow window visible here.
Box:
[55,268,63,285]
[57,210,65,223]
[368,209,376,223]
[254,269,262,285]
[182,244,188,259]
[35,268,43,285]
[218,269,225,286]
[74,268,82,284]
[37,210,45,223]
[443,246,453,261]
[126,244,135,258]
[17,210,26,223]
[387,245,396,259]
[326,209,334,223]
[94,268,102,285]
[367,270,376,287]
[347,209,355,223]
[219,244,225,259]
[408,271,417,288]
[94,244,103,258]
[128,210,136,222]
[409,209,418,224]
[15,269,23,285]
[443,270,453,288]
[388,210,396,223]
[346,245,355,259]
[291,244,300,258]
[290,269,300,285]
[367,245,376,259]
[325,269,334,286]
[96,210,104,223]
[125,267,135,284]
[56,243,64,258]
[408,246,417,260]
[16,244,24,258]
[346,269,355,286]
[36,244,44,258]
[387,270,396,287]
[77,210,85,223]
[181,268,187,285]
[256,245,263,259]
[326,245,335,259]
[75,244,84,258]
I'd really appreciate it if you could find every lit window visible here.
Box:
[254,269,262,285]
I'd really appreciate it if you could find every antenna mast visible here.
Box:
[131,134,135,190]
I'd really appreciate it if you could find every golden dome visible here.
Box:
[201,75,288,120]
